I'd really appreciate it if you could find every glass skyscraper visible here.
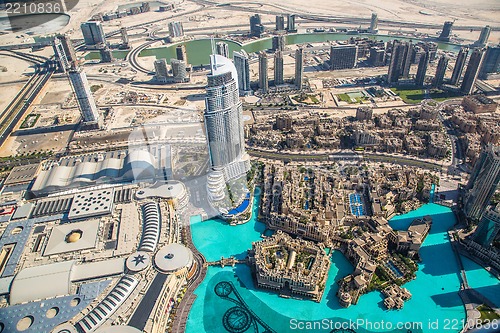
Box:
[204,54,250,207]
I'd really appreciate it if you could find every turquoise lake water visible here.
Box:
[187,192,500,333]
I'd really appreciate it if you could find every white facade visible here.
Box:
[204,54,250,204]
[68,68,99,124]
[233,50,251,95]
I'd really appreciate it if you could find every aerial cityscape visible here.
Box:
[0,0,499,332]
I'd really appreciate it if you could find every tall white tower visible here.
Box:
[68,68,99,124]
[233,50,251,95]
[204,54,250,206]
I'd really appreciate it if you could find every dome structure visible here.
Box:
[154,243,193,275]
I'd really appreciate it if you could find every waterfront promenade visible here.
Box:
[171,215,207,333]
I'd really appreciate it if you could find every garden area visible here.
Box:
[390,87,462,104]
[336,91,369,104]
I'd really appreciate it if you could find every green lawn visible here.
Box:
[391,87,462,104]
[336,93,368,104]
[390,87,425,104]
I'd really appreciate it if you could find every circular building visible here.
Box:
[126,251,151,272]
[154,243,193,277]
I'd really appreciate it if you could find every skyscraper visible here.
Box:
[369,47,385,67]
[168,21,184,38]
[216,42,230,58]
[171,59,189,82]
[479,45,500,79]
[272,35,286,51]
[250,14,264,37]
[461,48,486,95]
[274,51,284,85]
[476,25,491,47]
[401,42,413,78]
[464,144,500,221]
[287,14,296,32]
[99,44,114,63]
[176,44,188,64]
[154,59,169,82]
[387,41,407,83]
[233,50,251,95]
[472,208,500,248]
[295,48,304,89]
[68,68,100,124]
[276,15,285,31]
[204,54,250,204]
[330,45,358,70]
[415,50,429,86]
[432,55,449,87]
[451,47,468,85]
[120,27,129,48]
[81,21,106,46]
[53,35,77,72]
[369,13,378,33]
[438,21,453,42]
[259,52,268,93]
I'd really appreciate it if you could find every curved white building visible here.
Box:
[204,54,250,206]
[138,202,161,252]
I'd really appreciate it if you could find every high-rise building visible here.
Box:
[479,45,500,79]
[274,51,284,85]
[472,208,500,248]
[461,48,486,95]
[424,42,438,62]
[432,55,449,87]
[387,41,407,83]
[476,25,491,47]
[287,14,296,32]
[68,68,99,124]
[250,14,264,37]
[120,27,129,48]
[464,144,500,221]
[53,38,69,73]
[99,44,114,63]
[369,47,385,67]
[175,44,188,64]
[438,21,453,42]
[258,52,268,93]
[216,42,230,58]
[276,15,285,31]
[171,59,189,82]
[415,50,429,86]
[54,34,77,71]
[53,35,77,72]
[272,35,286,51]
[154,59,169,81]
[330,45,357,70]
[233,50,251,95]
[369,13,378,33]
[295,48,304,89]
[450,47,468,85]
[81,21,106,46]
[204,54,250,203]
[401,42,413,78]
[168,21,184,38]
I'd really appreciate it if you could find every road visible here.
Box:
[248,148,443,170]
[0,63,54,148]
